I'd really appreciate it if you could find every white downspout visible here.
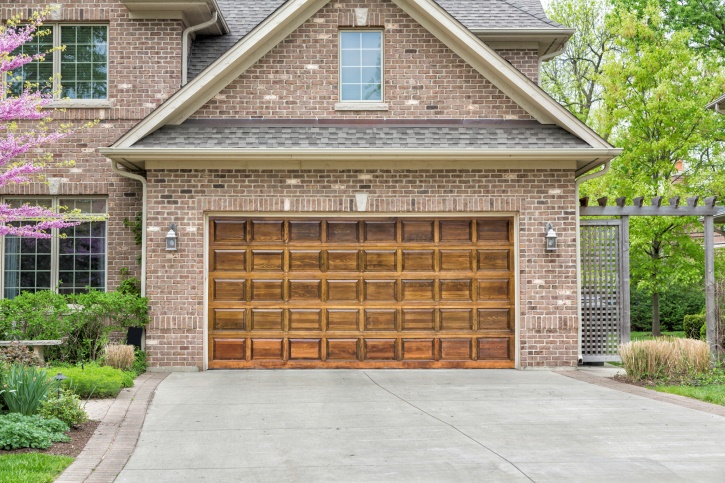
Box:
[111,161,147,298]
[575,162,611,364]
[182,11,218,85]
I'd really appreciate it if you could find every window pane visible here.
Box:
[58,220,106,294]
[341,84,361,101]
[7,26,54,97]
[339,31,382,102]
[362,50,381,67]
[340,32,360,49]
[60,26,108,99]
[361,32,381,49]
[362,83,382,101]
[341,67,361,84]
[3,224,52,299]
[340,50,360,67]
[362,67,381,84]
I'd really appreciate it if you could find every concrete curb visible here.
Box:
[560,370,725,417]
[56,372,169,483]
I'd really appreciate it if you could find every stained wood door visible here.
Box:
[208,217,515,368]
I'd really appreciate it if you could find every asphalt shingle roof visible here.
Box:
[134,120,590,150]
[188,0,566,80]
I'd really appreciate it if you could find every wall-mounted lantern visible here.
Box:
[545,223,557,251]
[166,223,178,251]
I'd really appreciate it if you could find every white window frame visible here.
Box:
[338,29,385,104]
[0,197,109,299]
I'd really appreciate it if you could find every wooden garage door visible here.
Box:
[208,217,515,369]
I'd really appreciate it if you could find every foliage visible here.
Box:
[0,290,73,340]
[655,384,725,406]
[618,337,711,381]
[630,284,705,331]
[38,388,88,428]
[104,344,135,371]
[0,343,41,367]
[0,413,69,450]
[0,453,74,483]
[683,313,706,339]
[701,322,708,342]
[1,364,56,416]
[123,212,143,247]
[133,349,147,376]
[54,362,134,398]
[0,8,84,238]
[116,268,141,296]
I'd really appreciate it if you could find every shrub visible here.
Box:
[0,344,41,367]
[630,285,705,331]
[55,363,134,398]
[0,413,69,450]
[683,313,706,339]
[38,389,88,428]
[104,344,135,371]
[0,291,72,341]
[2,365,56,416]
[618,337,711,381]
[132,349,147,375]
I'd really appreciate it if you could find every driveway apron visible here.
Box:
[115,370,725,482]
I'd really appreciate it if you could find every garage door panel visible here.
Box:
[327,339,359,360]
[213,279,246,301]
[440,339,472,360]
[402,309,435,330]
[250,250,284,271]
[289,339,321,360]
[440,279,472,301]
[250,309,284,331]
[364,221,396,242]
[363,250,397,271]
[251,280,285,301]
[212,220,247,244]
[289,310,322,331]
[365,309,397,331]
[251,220,284,242]
[478,309,511,331]
[327,280,360,301]
[327,221,359,242]
[289,221,322,242]
[289,280,322,300]
[402,220,434,242]
[477,279,511,302]
[440,220,472,242]
[327,250,360,271]
[327,310,359,330]
[439,309,473,331]
[440,250,472,271]
[289,250,321,271]
[477,250,511,271]
[402,250,435,271]
[364,280,397,301]
[213,250,246,271]
[402,280,435,301]
[477,219,510,242]
[213,339,246,361]
[478,337,512,360]
[365,339,396,360]
[251,339,284,359]
[402,339,435,360]
[212,309,246,331]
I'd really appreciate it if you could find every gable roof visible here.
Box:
[103,0,619,175]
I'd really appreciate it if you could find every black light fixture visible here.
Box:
[166,223,178,251]
[54,372,67,397]
[545,223,557,251]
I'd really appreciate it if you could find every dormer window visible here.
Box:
[339,30,382,102]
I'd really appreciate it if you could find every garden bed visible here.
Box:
[0,420,99,457]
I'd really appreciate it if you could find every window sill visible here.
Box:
[47,100,113,109]
[334,102,389,111]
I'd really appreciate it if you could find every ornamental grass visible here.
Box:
[103,344,135,372]
[618,337,711,381]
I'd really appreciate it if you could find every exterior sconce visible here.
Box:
[545,223,557,251]
[166,223,178,251]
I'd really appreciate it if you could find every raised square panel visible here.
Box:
[478,309,511,331]
[440,280,472,301]
[251,280,284,301]
[327,310,359,331]
[289,310,322,331]
[402,220,434,242]
[364,310,396,331]
[402,250,434,271]
[327,339,359,360]
[213,339,245,361]
[289,280,321,300]
[477,250,510,271]
[402,339,434,360]
[327,221,359,242]
[365,339,396,360]
[364,280,397,301]
[289,339,321,360]
[364,251,397,271]
[328,250,359,271]
[402,310,435,330]
[402,280,434,301]
[440,220,472,242]
[289,251,321,271]
[289,221,322,242]
[364,221,396,242]
[251,339,283,359]
[478,337,511,360]
[440,250,472,271]
[327,280,359,301]
[440,339,471,360]
[212,309,246,331]
[478,279,511,301]
[213,279,245,301]
[213,250,246,271]
[212,220,246,243]
[251,220,284,242]
[477,219,510,242]
[250,309,284,331]
[440,309,473,331]
[251,250,284,271]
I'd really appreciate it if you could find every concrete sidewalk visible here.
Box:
[115,369,725,482]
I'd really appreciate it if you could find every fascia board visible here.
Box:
[112,0,329,149]
[394,0,613,149]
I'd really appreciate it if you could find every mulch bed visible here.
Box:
[0,420,100,458]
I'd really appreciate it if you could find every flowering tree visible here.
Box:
[0,10,79,238]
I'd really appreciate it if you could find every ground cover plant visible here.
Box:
[0,414,69,450]
[0,453,74,483]
[52,363,135,398]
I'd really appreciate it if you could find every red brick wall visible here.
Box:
[191,0,537,120]
[144,168,579,369]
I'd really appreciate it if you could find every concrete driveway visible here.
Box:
[115,370,725,482]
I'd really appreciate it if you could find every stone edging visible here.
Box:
[56,372,169,483]
[560,370,725,417]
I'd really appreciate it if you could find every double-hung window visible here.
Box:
[340,31,383,102]
[8,25,108,101]
[1,198,107,299]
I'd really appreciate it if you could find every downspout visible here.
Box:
[575,161,611,364]
[111,161,147,298]
[182,11,218,86]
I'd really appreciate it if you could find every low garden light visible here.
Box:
[166,223,178,251]
[545,223,557,251]
[54,372,67,396]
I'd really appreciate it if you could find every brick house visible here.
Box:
[1,0,620,370]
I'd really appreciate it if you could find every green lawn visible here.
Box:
[630,330,685,341]
[0,454,73,483]
[654,385,725,406]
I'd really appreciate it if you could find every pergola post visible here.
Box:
[621,216,630,344]
[704,215,717,359]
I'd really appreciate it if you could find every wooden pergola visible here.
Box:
[580,195,720,356]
